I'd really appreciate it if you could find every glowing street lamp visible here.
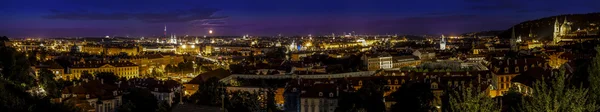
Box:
[209,30,213,34]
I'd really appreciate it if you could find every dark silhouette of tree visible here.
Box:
[38,69,61,98]
[190,77,225,106]
[501,88,524,112]
[119,88,159,112]
[390,81,434,112]
[589,46,600,108]
[80,71,93,80]
[225,91,260,112]
[521,71,598,112]
[0,46,34,89]
[446,86,499,112]
[95,72,118,83]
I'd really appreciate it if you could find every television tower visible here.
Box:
[164,25,167,36]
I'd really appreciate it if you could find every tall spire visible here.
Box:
[564,16,568,24]
[164,25,167,36]
[511,27,515,39]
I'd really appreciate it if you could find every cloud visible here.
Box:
[42,7,226,23]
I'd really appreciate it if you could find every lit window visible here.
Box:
[504,68,509,73]
[515,67,520,72]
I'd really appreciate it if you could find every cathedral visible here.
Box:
[553,17,599,44]
[553,17,572,44]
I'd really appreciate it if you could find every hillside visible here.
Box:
[497,12,600,40]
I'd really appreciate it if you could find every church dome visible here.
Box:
[70,44,80,53]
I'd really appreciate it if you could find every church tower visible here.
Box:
[560,17,571,35]
[510,28,518,51]
[440,35,446,50]
[553,17,561,44]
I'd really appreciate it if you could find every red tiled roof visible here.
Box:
[187,68,231,84]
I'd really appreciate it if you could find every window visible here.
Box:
[504,68,509,73]
[319,92,323,96]
[329,93,334,97]
[515,67,519,72]
[524,66,528,71]
[387,80,391,85]
[358,80,363,86]
[394,80,399,85]
[431,83,438,89]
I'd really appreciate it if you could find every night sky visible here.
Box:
[1,0,599,38]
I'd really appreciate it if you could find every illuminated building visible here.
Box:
[488,57,546,97]
[439,35,446,50]
[412,50,435,60]
[127,78,183,106]
[81,44,102,54]
[318,42,361,50]
[142,46,176,53]
[105,46,139,56]
[177,44,200,54]
[69,61,139,80]
[291,52,313,61]
[391,56,421,68]
[60,79,122,112]
[553,17,599,44]
[510,28,520,51]
[363,52,393,71]
[169,34,178,44]
[34,61,66,79]
[548,52,572,69]
[299,84,338,112]
[373,69,492,111]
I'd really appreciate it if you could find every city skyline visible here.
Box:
[2,0,600,37]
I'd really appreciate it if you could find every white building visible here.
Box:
[440,35,446,50]
[363,52,393,71]
[412,50,436,60]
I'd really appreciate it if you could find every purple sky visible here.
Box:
[1,0,599,38]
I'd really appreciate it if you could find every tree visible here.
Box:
[589,46,600,106]
[390,81,434,112]
[95,72,118,83]
[38,69,60,98]
[0,46,34,89]
[356,79,387,112]
[116,100,136,112]
[447,86,499,112]
[150,68,165,78]
[190,77,225,106]
[121,88,159,112]
[501,87,524,112]
[225,91,261,112]
[80,71,93,80]
[521,71,599,112]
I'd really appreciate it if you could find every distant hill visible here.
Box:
[460,30,504,37]
[497,12,600,40]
